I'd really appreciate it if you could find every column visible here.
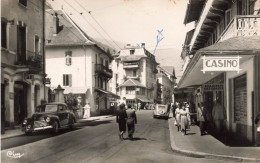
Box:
[7,80,14,128]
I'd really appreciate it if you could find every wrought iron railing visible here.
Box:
[95,64,112,78]
[27,51,43,68]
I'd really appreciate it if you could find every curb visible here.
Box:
[168,119,260,162]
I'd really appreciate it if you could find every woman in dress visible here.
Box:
[175,103,181,132]
[180,103,189,135]
[116,103,127,140]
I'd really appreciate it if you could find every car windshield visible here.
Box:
[36,105,58,113]
[158,105,166,110]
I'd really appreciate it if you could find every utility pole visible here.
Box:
[42,0,46,101]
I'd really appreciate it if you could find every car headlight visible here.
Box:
[23,119,27,125]
[45,117,50,123]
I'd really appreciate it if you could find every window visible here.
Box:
[34,35,40,53]
[105,60,108,68]
[63,74,72,86]
[19,0,27,6]
[225,9,232,27]
[17,25,26,64]
[126,86,135,94]
[133,70,136,77]
[65,51,72,66]
[130,49,135,55]
[1,21,7,48]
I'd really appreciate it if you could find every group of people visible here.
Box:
[116,103,137,140]
[173,99,227,137]
[174,102,191,135]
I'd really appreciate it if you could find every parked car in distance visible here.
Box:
[22,102,76,135]
[153,104,170,119]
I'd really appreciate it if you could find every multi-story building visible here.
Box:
[178,0,260,145]
[156,66,176,104]
[1,0,47,128]
[45,9,117,116]
[110,43,158,108]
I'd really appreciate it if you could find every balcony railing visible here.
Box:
[218,15,260,42]
[123,62,139,69]
[127,75,140,80]
[95,64,112,78]
[27,51,43,69]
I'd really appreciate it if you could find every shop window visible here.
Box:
[63,74,72,86]
[234,74,247,123]
[19,0,27,7]
[1,21,7,48]
[65,50,72,66]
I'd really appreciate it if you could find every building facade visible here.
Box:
[178,0,260,145]
[156,66,175,105]
[45,10,117,116]
[110,44,158,108]
[1,0,47,128]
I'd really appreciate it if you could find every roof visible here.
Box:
[118,55,147,62]
[199,36,260,53]
[184,0,206,24]
[119,79,146,88]
[46,10,93,46]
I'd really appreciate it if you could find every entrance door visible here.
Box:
[204,92,214,114]
[14,82,27,125]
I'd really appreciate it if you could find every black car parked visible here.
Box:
[22,102,76,135]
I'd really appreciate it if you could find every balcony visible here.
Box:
[27,51,43,73]
[218,15,260,43]
[127,75,140,80]
[123,62,139,69]
[1,48,16,66]
[95,64,112,78]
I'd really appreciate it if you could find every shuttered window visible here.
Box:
[63,74,72,86]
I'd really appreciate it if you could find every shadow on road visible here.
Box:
[76,120,113,127]
[123,137,147,141]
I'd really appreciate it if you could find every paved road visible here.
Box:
[1,110,234,163]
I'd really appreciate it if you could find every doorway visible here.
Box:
[14,82,27,125]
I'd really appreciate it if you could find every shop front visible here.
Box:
[178,37,260,144]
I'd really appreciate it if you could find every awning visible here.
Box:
[137,97,152,103]
[178,37,260,88]
[95,88,120,99]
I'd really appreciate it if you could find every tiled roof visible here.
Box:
[119,79,146,88]
[199,36,260,52]
[46,10,93,46]
[118,55,147,62]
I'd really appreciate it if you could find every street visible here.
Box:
[1,110,235,163]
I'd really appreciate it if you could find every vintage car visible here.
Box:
[22,102,76,135]
[153,104,170,119]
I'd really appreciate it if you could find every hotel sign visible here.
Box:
[201,55,241,73]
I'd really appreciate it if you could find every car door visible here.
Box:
[58,105,69,126]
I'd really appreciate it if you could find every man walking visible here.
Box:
[126,104,137,140]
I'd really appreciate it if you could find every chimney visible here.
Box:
[141,43,145,48]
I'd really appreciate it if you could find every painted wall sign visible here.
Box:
[201,55,241,73]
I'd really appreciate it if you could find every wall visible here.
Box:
[226,56,254,141]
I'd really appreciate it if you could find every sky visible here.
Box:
[47,0,194,53]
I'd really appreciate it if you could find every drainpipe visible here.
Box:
[42,0,46,101]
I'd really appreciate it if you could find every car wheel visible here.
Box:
[52,121,59,134]
[69,119,75,130]
[153,115,156,119]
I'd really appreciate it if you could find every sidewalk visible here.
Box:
[168,118,260,162]
[1,115,114,140]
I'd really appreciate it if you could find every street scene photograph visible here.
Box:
[1,0,260,162]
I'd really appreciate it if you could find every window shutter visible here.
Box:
[63,74,65,86]
[69,74,72,86]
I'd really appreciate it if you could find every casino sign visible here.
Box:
[201,55,241,73]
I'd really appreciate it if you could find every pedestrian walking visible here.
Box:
[185,103,191,129]
[116,103,127,140]
[126,104,137,140]
[212,99,226,135]
[197,102,206,136]
[175,103,181,132]
[180,103,189,135]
